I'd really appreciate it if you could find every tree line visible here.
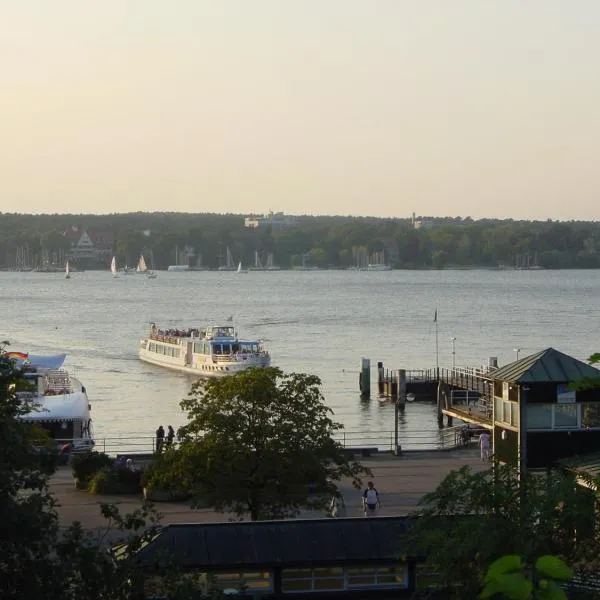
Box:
[1,211,600,270]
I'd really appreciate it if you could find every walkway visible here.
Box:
[49,447,487,531]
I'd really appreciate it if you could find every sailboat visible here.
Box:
[136,254,147,274]
[110,256,119,278]
[65,261,71,279]
[237,261,248,274]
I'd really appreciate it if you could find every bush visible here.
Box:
[71,451,114,488]
[140,454,191,502]
[88,466,142,495]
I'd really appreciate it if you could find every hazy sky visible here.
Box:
[2,1,599,219]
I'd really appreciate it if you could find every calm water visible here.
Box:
[1,269,599,442]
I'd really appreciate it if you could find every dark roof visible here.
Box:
[134,516,409,569]
[490,348,600,384]
[558,452,600,489]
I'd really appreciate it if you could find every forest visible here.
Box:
[1,211,600,270]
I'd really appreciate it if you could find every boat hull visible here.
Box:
[139,346,270,378]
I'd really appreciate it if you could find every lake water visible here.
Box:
[2,269,599,444]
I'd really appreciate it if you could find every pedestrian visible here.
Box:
[362,481,380,517]
[479,430,491,461]
[166,425,175,448]
[156,425,165,453]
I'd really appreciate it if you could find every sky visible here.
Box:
[2,1,599,220]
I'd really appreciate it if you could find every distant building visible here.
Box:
[65,227,114,267]
[245,211,297,230]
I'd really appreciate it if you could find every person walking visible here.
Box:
[479,430,491,461]
[362,481,380,517]
[156,425,165,454]
[166,425,175,448]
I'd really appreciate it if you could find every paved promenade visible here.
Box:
[50,447,487,531]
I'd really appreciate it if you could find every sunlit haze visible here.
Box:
[2,1,599,220]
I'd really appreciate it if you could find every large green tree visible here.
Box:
[410,462,600,599]
[162,367,370,520]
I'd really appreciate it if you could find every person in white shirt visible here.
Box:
[479,431,491,461]
[362,481,380,516]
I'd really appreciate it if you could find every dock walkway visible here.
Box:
[49,447,487,531]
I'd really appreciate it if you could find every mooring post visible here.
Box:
[437,381,444,428]
[377,361,384,395]
[359,357,371,398]
[394,369,406,456]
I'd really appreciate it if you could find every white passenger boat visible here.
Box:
[13,354,94,448]
[139,323,270,377]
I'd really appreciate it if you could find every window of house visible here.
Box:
[282,567,344,592]
[527,404,552,429]
[582,403,600,428]
[281,565,406,593]
[210,571,273,594]
[554,404,579,428]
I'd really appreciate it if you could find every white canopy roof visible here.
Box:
[20,393,89,423]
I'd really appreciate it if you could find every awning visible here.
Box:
[19,393,89,424]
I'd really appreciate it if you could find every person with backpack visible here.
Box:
[362,481,380,517]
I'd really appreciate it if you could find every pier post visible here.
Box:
[359,357,370,398]
[377,362,384,395]
[394,369,406,456]
[437,381,444,428]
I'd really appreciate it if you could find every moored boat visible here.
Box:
[139,323,270,377]
[10,353,94,449]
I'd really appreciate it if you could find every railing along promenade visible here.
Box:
[56,426,475,457]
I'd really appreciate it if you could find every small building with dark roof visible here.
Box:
[133,516,415,598]
[489,348,600,470]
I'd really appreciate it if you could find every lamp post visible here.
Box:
[450,337,456,369]
[513,347,521,361]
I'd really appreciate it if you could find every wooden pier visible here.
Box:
[373,363,494,430]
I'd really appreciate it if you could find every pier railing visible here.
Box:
[55,426,476,456]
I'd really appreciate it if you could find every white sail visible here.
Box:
[65,261,70,279]
[137,254,147,273]
[237,261,242,273]
[111,256,119,278]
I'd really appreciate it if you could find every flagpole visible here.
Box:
[434,308,439,377]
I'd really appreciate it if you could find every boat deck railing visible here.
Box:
[56,426,477,457]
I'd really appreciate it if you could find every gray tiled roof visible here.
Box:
[490,348,600,384]
[133,516,409,569]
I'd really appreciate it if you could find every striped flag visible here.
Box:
[434,308,437,323]
[6,351,28,361]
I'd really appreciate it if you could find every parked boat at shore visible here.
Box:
[139,323,270,377]
[11,353,94,448]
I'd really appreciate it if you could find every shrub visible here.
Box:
[71,451,113,488]
[88,466,142,495]
[141,454,191,502]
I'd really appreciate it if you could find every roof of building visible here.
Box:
[490,348,600,384]
[133,516,410,569]
[558,452,600,491]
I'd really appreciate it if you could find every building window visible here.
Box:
[527,404,552,429]
[526,403,581,430]
[210,571,273,594]
[582,403,600,428]
[281,565,407,593]
[554,404,579,428]
[495,398,518,428]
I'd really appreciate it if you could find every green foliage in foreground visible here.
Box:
[150,367,370,520]
[0,345,164,599]
[410,461,600,599]
[480,554,573,600]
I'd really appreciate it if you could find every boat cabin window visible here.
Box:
[212,343,233,355]
[240,342,259,353]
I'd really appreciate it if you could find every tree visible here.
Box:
[167,367,370,520]
[409,462,600,599]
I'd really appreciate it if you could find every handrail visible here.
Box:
[51,426,475,456]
